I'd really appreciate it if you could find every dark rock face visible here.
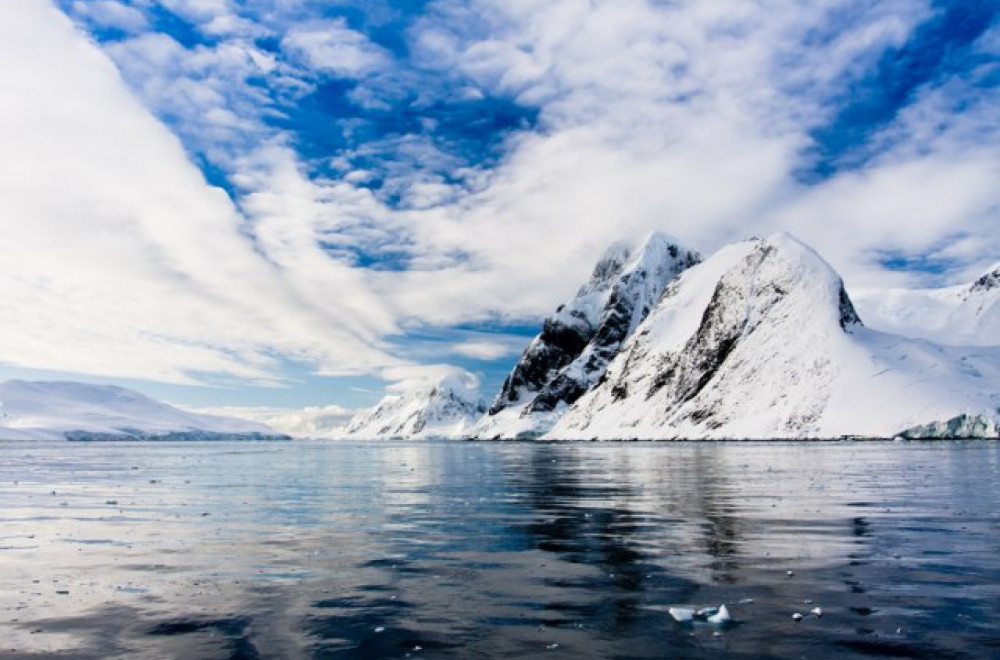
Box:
[838,284,862,329]
[634,240,860,425]
[971,267,1000,293]
[488,317,594,414]
[644,278,745,405]
[487,234,701,418]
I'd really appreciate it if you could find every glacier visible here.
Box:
[0,380,287,441]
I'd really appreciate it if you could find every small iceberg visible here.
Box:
[669,604,733,625]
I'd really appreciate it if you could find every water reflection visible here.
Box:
[0,440,999,658]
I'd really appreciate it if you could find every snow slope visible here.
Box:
[342,374,486,439]
[853,263,1000,347]
[547,233,1000,440]
[0,380,286,440]
[475,232,700,439]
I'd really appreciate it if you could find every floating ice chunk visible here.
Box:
[707,605,732,624]
[670,605,732,625]
[791,613,803,621]
[811,607,823,618]
[669,607,695,622]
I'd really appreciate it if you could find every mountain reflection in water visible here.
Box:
[1,440,998,659]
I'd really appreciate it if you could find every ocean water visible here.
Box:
[1,439,999,659]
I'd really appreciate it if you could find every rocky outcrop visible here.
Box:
[475,232,700,438]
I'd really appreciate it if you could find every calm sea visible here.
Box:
[1,439,998,659]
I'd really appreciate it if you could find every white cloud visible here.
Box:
[449,340,520,361]
[187,404,355,437]
[102,31,297,164]
[70,0,148,32]
[357,0,998,324]
[380,364,480,394]
[282,19,391,78]
[159,0,230,24]
[0,1,401,384]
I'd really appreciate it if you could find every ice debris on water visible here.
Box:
[374,626,385,633]
[707,605,732,624]
[811,607,823,618]
[669,607,694,623]
[669,604,732,625]
[792,613,803,621]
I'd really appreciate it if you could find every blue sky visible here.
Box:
[0,0,997,414]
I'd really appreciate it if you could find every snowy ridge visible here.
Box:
[546,233,1000,440]
[343,373,486,440]
[0,380,286,440]
[475,232,700,439]
[853,262,1000,347]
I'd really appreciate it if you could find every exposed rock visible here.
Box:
[971,265,1000,293]
[476,232,700,438]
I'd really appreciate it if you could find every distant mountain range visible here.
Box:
[8,233,997,442]
[0,380,288,441]
[345,232,1000,440]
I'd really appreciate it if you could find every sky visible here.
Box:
[0,0,998,416]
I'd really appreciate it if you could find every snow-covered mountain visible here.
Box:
[0,380,287,440]
[342,374,486,439]
[474,232,701,439]
[852,262,1000,347]
[544,233,1000,440]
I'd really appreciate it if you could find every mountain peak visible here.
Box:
[344,374,486,440]
[759,232,862,330]
[547,235,998,441]
[971,262,1000,292]
[478,230,700,437]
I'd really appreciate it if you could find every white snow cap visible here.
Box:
[343,365,485,440]
[0,380,280,440]
[545,231,1000,440]
[853,258,1000,347]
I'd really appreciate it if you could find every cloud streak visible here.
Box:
[0,1,401,385]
